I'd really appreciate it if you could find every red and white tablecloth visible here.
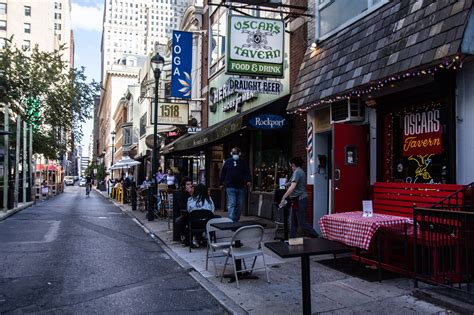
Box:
[319,212,412,250]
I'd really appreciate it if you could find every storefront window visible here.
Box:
[253,130,289,191]
[383,103,448,184]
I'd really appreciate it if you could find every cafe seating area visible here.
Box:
[95,180,474,313]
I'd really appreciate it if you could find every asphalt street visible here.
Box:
[0,185,224,314]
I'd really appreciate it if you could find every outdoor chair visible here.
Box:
[206,218,233,276]
[188,210,214,252]
[221,225,270,289]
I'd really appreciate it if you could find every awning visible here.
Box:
[163,95,290,154]
[287,1,473,112]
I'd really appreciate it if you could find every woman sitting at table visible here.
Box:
[280,157,319,239]
[175,184,216,247]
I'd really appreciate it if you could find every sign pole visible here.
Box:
[3,104,9,211]
[14,117,20,208]
[22,121,27,203]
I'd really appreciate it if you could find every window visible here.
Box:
[54,23,61,30]
[55,13,61,19]
[54,2,62,10]
[22,40,30,50]
[57,34,61,41]
[209,8,226,76]
[139,113,146,137]
[0,37,6,49]
[316,0,387,40]
[24,6,31,16]
[24,23,31,33]
[0,20,6,31]
[0,3,6,15]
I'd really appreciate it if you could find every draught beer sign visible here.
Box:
[402,109,442,157]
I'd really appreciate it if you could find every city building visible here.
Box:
[0,0,72,66]
[287,0,474,230]
[97,57,143,177]
[80,156,89,176]
[101,0,188,81]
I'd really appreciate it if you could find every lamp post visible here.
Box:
[148,52,165,221]
[111,131,116,180]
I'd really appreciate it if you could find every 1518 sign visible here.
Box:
[157,102,189,125]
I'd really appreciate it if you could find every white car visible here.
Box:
[79,178,87,187]
[64,176,74,186]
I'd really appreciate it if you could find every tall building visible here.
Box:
[0,0,72,66]
[101,0,188,81]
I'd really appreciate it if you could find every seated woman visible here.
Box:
[175,184,215,247]
[187,183,215,213]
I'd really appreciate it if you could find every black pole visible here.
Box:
[148,68,160,221]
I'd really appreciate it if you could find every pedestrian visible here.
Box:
[280,157,319,238]
[220,147,252,222]
[156,168,165,184]
[164,169,177,190]
[85,174,92,196]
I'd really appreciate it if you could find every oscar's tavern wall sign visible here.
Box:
[227,15,284,77]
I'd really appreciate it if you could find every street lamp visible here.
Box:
[111,130,116,180]
[148,52,165,221]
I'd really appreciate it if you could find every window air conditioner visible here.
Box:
[330,98,365,123]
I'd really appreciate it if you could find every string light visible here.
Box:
[287,56,462,115]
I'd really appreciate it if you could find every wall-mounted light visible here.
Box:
[310,42,317,51]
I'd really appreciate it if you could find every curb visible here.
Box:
[97,190,248,315]
[0,201,34,221]
[412,289,474,314]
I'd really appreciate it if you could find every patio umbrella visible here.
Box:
[110,157,141,170]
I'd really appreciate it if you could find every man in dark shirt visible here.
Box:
[220,147,252,222]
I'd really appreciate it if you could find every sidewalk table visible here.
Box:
[265,238,351,315]
[319,211,412,250]
[211,220,267,282]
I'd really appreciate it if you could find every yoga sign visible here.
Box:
[171,31,192,99]
[402,109,442,156]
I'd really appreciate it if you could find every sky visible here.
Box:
[71,0,103,157]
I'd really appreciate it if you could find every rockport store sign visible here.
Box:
[227,15,284,77]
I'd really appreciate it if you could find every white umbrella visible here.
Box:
[110,157,141,170]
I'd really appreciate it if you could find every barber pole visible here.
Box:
[307,122,313,158]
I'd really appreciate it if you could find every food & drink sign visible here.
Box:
[157,102,189,125]
[402,109,442,156]
[227,15,284,77]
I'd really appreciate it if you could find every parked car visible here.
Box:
[74,176,79,181]
[79,178,87,187]
[64,176,74,186]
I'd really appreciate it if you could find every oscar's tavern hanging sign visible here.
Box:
[227,15,284,77]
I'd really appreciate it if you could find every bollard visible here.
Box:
[131,183,137,211]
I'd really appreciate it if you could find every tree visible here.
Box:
[0,38,99,159]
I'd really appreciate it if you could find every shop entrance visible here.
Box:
[313,131,332,234]
[333,123,369,213]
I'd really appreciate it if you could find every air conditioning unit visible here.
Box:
[330,98,365,123]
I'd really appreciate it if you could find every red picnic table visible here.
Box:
[319,211,412,250]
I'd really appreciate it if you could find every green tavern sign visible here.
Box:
[227,15,285,77]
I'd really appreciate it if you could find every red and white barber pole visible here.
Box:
[307,122,313,158]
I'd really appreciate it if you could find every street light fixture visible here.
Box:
[148,52,165,221]
[111,130,116,180]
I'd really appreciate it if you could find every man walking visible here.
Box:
[220,147,252,222]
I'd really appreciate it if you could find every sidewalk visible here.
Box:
[0,201,34,221]
[98,189,453,314]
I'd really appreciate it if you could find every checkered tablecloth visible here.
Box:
[319,212,412,250]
